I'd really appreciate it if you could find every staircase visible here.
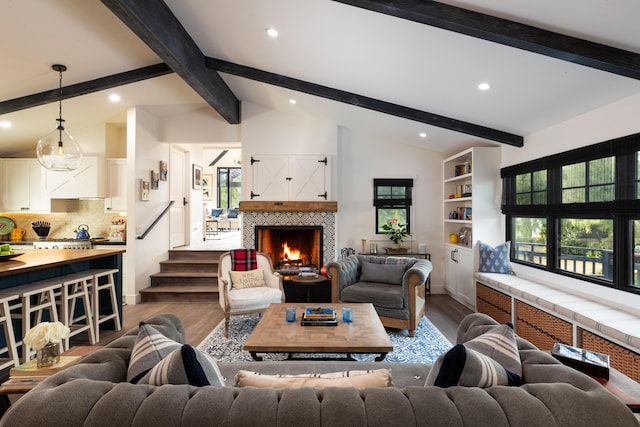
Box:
[141,250,225,302]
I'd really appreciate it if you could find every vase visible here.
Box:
[36,342,60,368]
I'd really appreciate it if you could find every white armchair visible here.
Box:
[218,251,284,337]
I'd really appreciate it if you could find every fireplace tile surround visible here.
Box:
[240,202,337,267]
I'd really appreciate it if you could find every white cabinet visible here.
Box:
[444,244,474,308]
[250,155,330,201]
[104,159,127,212]
[45,156,106,198]
[0,159,49,212]
[442,147,501,310]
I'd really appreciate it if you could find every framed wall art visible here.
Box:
[141,180,150,201]
[192,164,202,189]
[151,170,160,189]
[160,161,168,181]
[202,174,213,201]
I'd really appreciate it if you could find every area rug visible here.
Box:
[197,314,452,363]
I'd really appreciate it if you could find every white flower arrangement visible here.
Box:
[23,322,70,350]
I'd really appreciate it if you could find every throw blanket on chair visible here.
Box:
[231,249,258,271]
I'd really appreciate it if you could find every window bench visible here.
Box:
[475,272,640,382]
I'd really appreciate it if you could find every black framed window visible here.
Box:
[217,167,242,209]
[502,132,640,294]
[373,178,413,234]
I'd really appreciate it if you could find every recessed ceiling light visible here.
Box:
[109,94,121,102]
[289,99,297,105]
[478,82,491,91]
[0,121,11,129]
[419,132,427,138]
[266,27,279,38]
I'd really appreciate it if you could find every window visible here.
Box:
[217,167,242,209]
[502,132,640,294]
[373,179,413,234]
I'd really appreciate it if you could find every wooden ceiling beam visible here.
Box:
[333,0,640,80]
[100,0,240,123]
[0,63,172,115]
[206,57,523,147]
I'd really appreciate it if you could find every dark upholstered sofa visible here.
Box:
[1,312,638,426]
[327,255,432,336]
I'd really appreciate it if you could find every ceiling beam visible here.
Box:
[0,64,173,115]
[100,0,240,123]
[206,57,523,147]
[333,0,640,80]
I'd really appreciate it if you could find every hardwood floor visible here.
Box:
[72,293,472,348]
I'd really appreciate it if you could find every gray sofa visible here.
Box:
[328,255,432,336]
[1,312,638,426]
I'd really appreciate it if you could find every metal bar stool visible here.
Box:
[0,290,21,370]
[58,272,96,350]
[11,280,62,363]
[88,269,122,342]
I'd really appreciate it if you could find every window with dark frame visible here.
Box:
[501,133,640,294]
[217,167,242,209]
[373,178,413,234]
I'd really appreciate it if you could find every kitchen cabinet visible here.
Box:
[0,159,49,212]
[444,244,474,309]
[104,159,127,212]
[45,156,106,198]
[442,147,501,310]
[250,155,330,201]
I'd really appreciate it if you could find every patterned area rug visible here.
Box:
[197,314,452,363]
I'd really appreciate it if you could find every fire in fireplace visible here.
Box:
[255,226,323,272]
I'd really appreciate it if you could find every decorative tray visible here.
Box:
[0,216,16,236]
[0,251,25,261]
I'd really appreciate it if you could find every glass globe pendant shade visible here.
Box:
[36,119,83,171]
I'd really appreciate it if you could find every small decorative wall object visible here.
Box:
[151,171,160,189]
[141,180,150,201]
[202,174,213,200]
[160,161,168,181]
[192,164,202,189]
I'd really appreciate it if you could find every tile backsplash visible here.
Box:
[1,200,125,241]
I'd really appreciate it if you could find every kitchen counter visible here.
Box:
[0,248,125,279]
[5,240,126,247]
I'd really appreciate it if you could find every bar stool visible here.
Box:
[0,290,21,370]
[59,272,96,350]
[88,269,122,342]
[11,279,62,363]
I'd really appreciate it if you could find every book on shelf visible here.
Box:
[551,343,610,379]
[10,356,82,377]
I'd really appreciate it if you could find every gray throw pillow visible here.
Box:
[138,344,225,387]
[360,262,407,285]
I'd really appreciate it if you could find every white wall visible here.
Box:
[126,107,172,304]
[500,92,640,314]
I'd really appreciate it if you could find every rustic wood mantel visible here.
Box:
[239,201,337,212]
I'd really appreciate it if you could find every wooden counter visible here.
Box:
[0,249,125,279]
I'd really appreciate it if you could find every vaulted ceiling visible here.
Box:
[1,0,640,156]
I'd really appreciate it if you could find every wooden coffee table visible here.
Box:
[244,303,393,361]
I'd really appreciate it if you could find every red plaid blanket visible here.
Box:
[230,249,257,271]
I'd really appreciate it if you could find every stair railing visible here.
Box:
[137,200,175,240]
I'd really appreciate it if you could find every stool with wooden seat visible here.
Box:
[87,269,121,342]
[0,290,21,370]
[10,279,62,363]
[58,272,96,350]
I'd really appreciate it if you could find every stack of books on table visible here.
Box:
[1,356,82,390]
[301,307,338,326]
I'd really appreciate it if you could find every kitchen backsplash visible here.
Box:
[1,200,125,241]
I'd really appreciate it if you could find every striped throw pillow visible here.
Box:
[127,322,182,383]
[138,345,225,387]
[425,323,521,388]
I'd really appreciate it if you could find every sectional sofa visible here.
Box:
[1,312,637,426]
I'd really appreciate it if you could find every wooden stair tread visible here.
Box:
[140,284,217,293]
[160,259,218,264]
[150,272,217,278]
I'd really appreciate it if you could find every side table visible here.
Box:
[291,276,328,303]
[0,346,103,415]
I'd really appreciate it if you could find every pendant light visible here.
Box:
[36,64,83,171]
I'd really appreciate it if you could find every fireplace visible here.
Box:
[256,226,322,272]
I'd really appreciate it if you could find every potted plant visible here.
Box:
[381,219,410,254]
